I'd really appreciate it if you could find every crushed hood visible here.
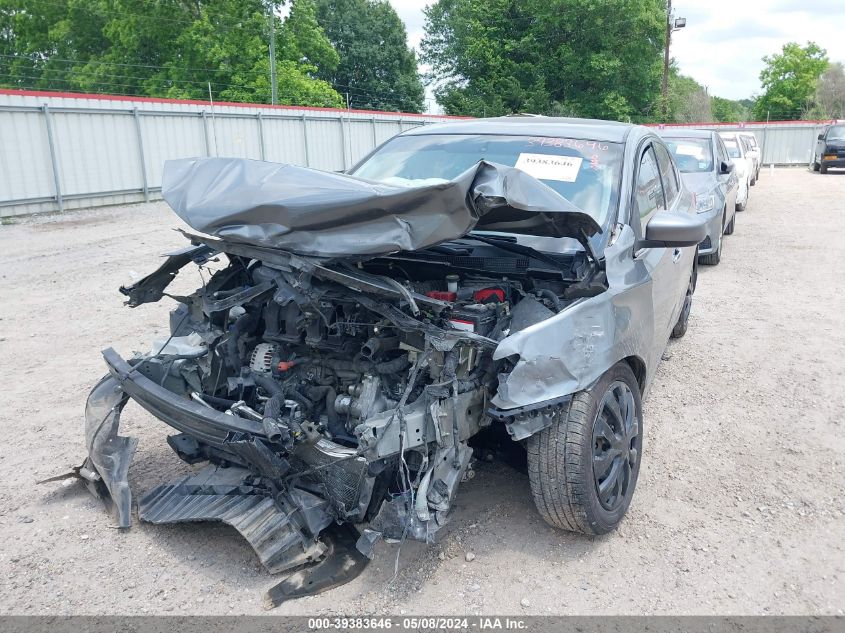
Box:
[162,158,601,259]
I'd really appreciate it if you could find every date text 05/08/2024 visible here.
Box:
[307,617,528,630]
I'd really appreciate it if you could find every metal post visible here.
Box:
[201,111,211,156]
[207,83,219,157]
[257,112,266,161]
[269,5,278,105]
[340,116,349,170]
[301,114,310,167]
[345,93,353,168]
[132,108,150,201]
[371,117,378,149]
[41,104,63,213]
[661,0,672,119]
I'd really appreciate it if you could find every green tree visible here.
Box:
[753,41,828,120]
[710,96,748,123]
[421,0,665,120]
[314,0,424,112]
[0,0,343,107]
[808,62,845,119]
[665,71,711,122]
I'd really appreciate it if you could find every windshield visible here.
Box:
[663,138,713,173]
[723,140,741,159]
[351,134,623,227]
[827,125,845,141]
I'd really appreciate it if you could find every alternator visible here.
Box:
[249,343,277,373]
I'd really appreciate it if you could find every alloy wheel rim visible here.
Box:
[592,381,639,511]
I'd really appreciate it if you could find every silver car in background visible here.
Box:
[658,128,739,266]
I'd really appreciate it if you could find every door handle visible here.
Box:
[673,248,682,262]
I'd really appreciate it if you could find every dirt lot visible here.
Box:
[0,168,843,616]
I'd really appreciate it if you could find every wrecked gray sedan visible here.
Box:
[79,118,706,604]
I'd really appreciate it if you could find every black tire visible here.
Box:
[736,199,746,212]
[526,362,643,536]
[820,163,828,174]
[750,173,756,186]
[724,212,735,236]
[671,256,697,339]
[812,158,821,172]
[699,234,721,266]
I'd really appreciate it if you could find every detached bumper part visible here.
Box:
[139,465,329,574]
[83,375,136,528]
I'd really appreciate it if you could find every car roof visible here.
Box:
[655,128,714,139]
[399,116,640,144]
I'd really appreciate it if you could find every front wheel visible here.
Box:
[820,162,829,174]
[526,362,643,535]
[724,212,735,235]
[813,157,821,172]
[699,235,721,266]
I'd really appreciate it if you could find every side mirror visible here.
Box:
[818,133,825,140]
[641,212,707,248]
[719,160,734,174]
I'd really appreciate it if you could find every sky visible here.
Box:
[387,0,845,111]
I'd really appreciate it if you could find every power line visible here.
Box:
[1,54,437,111]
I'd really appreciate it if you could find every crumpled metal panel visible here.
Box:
[492,224,659,409]
[161,158,600,258]
[139,465,328,574]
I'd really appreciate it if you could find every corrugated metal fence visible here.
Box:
[0,89,833,218]
[0,90,462,217]
[652,120,830,166]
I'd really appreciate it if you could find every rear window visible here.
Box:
[662,138,713,173]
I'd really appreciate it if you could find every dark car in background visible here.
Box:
[78,117,706,605]
[813,123,845,174]
[658,128,739,266]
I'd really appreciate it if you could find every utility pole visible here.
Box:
[661,1,686,120]
[269,3,278,105]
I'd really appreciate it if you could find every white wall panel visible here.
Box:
[0,110,53,202]
[0,91,462,215]
[52,111,142,195]
[262,117,307,165]
[141,114,208,188]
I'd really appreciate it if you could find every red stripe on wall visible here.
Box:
[0,88,470,119]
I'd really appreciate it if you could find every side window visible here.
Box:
[635,146,665,234]
[652,142,679,205]
[715,137,729,165]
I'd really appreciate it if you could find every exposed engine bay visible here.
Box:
[78,231,600,604]
[76,157,611,605]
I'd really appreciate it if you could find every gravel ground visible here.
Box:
[0,167,843,616]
